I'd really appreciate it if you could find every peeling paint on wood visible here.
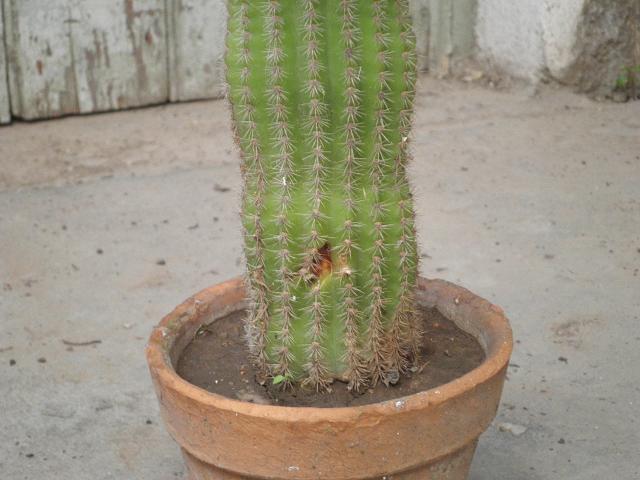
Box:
[167,0,226,102]
[0,2,10,124]
[3,0,168,120]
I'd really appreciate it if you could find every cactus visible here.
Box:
[226,0,419,391]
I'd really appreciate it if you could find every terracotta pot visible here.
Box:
[146,277,512,479]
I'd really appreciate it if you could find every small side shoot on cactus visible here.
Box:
[226,0,420,391]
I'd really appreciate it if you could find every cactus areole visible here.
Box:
[226,0,419,391]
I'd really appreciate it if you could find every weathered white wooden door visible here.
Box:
[3,0,169,120]
[0,0,228,123]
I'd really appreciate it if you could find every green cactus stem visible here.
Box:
[226,0,420,391]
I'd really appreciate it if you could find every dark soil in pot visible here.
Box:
[176,304,484,408]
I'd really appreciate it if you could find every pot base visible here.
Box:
[182,442,478,480]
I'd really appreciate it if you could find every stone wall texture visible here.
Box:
[476,0,640,95]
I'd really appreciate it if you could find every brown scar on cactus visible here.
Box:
[300,242,333,282]
[299,242,354,286]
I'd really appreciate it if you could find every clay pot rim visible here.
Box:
[146,276,512,423]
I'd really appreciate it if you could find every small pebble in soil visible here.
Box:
[156,259,166,266]
[384,369,400,385]
[37,357,47,363]
[498,422,527,436]
[236,390,270,405]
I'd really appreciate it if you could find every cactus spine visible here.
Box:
[226,0,419,391]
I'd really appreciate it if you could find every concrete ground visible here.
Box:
[1,76,639,480]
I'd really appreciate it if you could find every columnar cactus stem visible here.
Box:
[226,0,420,391]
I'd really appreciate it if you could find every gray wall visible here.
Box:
[0,3,10,123]
[411,0,476,76]
[4,0,633,124]
[475,0,640,95]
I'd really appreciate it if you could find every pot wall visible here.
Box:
[146,278,512,480]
